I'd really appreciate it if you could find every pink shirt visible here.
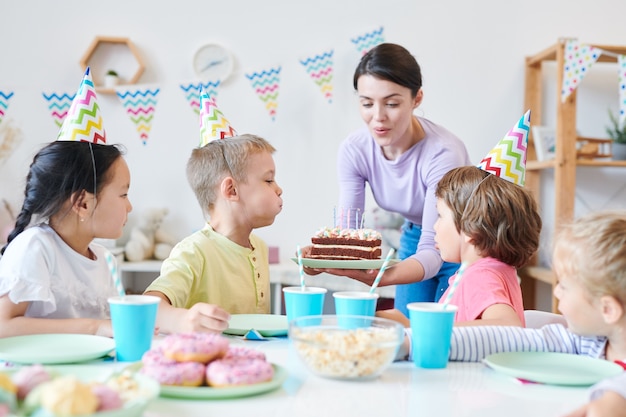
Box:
[439,257,525,325]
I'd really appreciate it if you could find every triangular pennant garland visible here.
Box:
[57,68,106,143]
[299,49,334,104]
[245,66,281,121]
[561,40,601,102]
[180,80,221,115]
[619,55,626,126]
[42,92,76,128]
[351,26,385,56]
[0,91,14,125]
[199,87,237,147]
[116,87,161,145]
[477,110,530,186]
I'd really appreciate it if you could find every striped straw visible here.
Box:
[369,248,395,294]
[297,245,306,290]
[105,251,126,298]
[441,262,468,310]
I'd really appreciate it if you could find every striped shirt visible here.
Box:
[447,324,608,362]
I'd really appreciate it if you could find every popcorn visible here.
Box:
[292,327,400,379]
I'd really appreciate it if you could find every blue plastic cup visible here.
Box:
[333,291,379,328]
[108,295,160,362]
[407,302,458,369]
[282,286,327,324]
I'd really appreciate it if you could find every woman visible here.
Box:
[307,43,471,316]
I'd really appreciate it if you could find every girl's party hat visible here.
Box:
[57,67,106,144]
[198,87,237,146]
[477,110,530,186]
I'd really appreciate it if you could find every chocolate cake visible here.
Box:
[308,227,382,260]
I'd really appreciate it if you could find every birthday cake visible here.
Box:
[309,227,382,260]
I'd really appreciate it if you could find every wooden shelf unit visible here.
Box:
[79,36,145,94]
[522,39,626,312]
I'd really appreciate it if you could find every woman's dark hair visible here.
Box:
[353,43,423,97]
[1,141,123,254]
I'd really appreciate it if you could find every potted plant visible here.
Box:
[606,109,626,160]
[104,69,120,88]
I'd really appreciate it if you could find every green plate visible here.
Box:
[127,362,288,399]
[0,334,115,364]
[1,365,159,417]
[224,314,288,337]
[484,351,623,386]
[291,257,400,270]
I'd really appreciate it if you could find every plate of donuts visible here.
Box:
[224,314,289,337]
[127,362,288,399]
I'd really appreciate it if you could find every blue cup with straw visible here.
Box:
[105,251,160,361]
[284,245,328,325]
[108,295,160,361]
[407,262,465,368]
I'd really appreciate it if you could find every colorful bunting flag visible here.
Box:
[199,87,237,146]
[299,49,334,104]
[619,55,626,126]
[0,91,15,125]
[57,68,106,143]
[561,40,601,102]
[180,81,221,115]
[246,66,281,121]
[477,110,530,186]
[116,87,161,145]
[351,26,384,56]
[42,92,76,128]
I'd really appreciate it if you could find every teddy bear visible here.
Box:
[124,208,177,262]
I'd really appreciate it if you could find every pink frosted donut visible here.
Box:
[12,364,52,400]
[223,345,266,361]
[141,348,177,367]
[91,384,123,411]
[206,358,274,387]
[140,361,206,387]
[161,332,229,364]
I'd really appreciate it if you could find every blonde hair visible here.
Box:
[553,210,626,304]
[435,166,542,268]
[186,134,276,215]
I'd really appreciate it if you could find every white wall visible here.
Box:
[2,0,626,280]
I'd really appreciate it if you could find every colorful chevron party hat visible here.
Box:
[477,110,530,186]
[57,67,106,144]
[199,87,237,147]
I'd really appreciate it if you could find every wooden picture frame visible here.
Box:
[532,126,556,161]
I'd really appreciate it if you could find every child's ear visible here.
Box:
[599,295,624,324]
[220,177,239,200]
[70,190,92,218]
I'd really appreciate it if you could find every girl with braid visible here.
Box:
[0,69,132,337]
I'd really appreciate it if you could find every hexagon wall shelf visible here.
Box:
[80,36,145,94]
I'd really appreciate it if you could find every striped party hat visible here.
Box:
[477,110,530,186]
[198,87,237,147]
[57,67,106,143]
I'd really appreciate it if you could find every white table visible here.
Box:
[119,337,587,417]
[120,261,397,314]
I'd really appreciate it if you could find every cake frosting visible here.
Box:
[309,227,382,260]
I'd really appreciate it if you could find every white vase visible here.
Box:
[104,74,119,88]
[612,143,626,160]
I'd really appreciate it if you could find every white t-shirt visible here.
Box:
[0,224,117,319]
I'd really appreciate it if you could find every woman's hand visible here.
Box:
[309,267,379,285]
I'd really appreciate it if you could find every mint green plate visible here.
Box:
[0,334,115,364]
[484,351,623,386]
[224,314,288,337]
[291,257,399,270]
[1,365,159,417]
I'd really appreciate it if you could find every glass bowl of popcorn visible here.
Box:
[288,315,405,380]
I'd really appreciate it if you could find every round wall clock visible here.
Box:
[193,43,234,83]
